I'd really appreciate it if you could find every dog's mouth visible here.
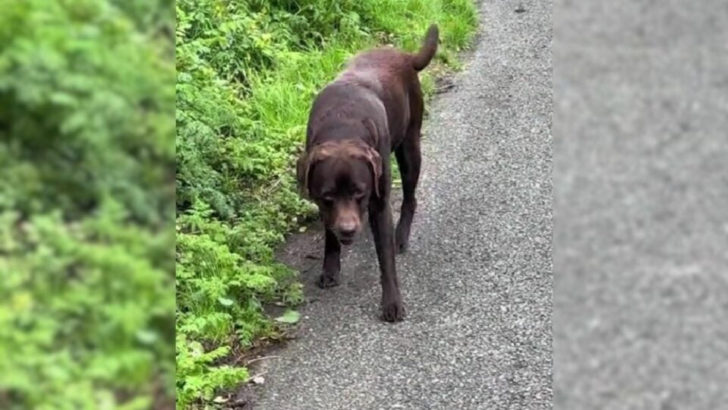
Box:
[339,237,354,245]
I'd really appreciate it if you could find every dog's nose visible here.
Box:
[338,222,357,237]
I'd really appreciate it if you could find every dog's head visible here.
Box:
[297,140,382,244]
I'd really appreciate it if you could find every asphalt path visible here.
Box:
[554,0,728,408]
[256,1,553,408]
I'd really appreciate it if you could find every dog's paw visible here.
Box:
[395,237,408,254]
[317,273,340,289]
[381,298,405,322]
[395,225,409,254]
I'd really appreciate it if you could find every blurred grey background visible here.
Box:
[554,0,728,408]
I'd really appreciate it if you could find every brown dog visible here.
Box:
[297,25,439,322]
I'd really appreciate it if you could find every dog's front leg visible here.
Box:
[369,200,405,322]
[318,228,341,288]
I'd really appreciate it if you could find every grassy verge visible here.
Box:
[175,0,477,407]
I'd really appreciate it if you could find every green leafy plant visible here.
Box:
[175,333,249,407]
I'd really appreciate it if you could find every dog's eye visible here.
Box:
[321,197,334,206]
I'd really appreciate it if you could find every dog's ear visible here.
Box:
[360,146,383,198]
[296,144,335,199]
[360,119,384,198]
[296,152,311,198]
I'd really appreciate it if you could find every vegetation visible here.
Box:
[0,0,175,409]
[176,0,477,408]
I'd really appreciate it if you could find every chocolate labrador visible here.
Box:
[297,24,439,322]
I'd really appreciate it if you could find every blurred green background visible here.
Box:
[0,0,175,409]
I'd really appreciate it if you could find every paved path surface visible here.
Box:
[554,0,728,409]
[257,1,552,408]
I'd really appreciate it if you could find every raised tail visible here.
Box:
[412,24,439,71]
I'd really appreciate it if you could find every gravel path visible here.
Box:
[554,0,728,408]
[256,1,553,408]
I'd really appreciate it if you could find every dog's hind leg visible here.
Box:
[394,124,422,254]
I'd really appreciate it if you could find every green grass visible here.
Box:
[175,0,477,407]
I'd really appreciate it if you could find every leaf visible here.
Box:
[218,297,234,307]
[274,310,300,324]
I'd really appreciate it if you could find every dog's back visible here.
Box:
[308,25,439,148]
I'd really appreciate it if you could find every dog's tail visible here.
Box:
[412,24,439,71]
